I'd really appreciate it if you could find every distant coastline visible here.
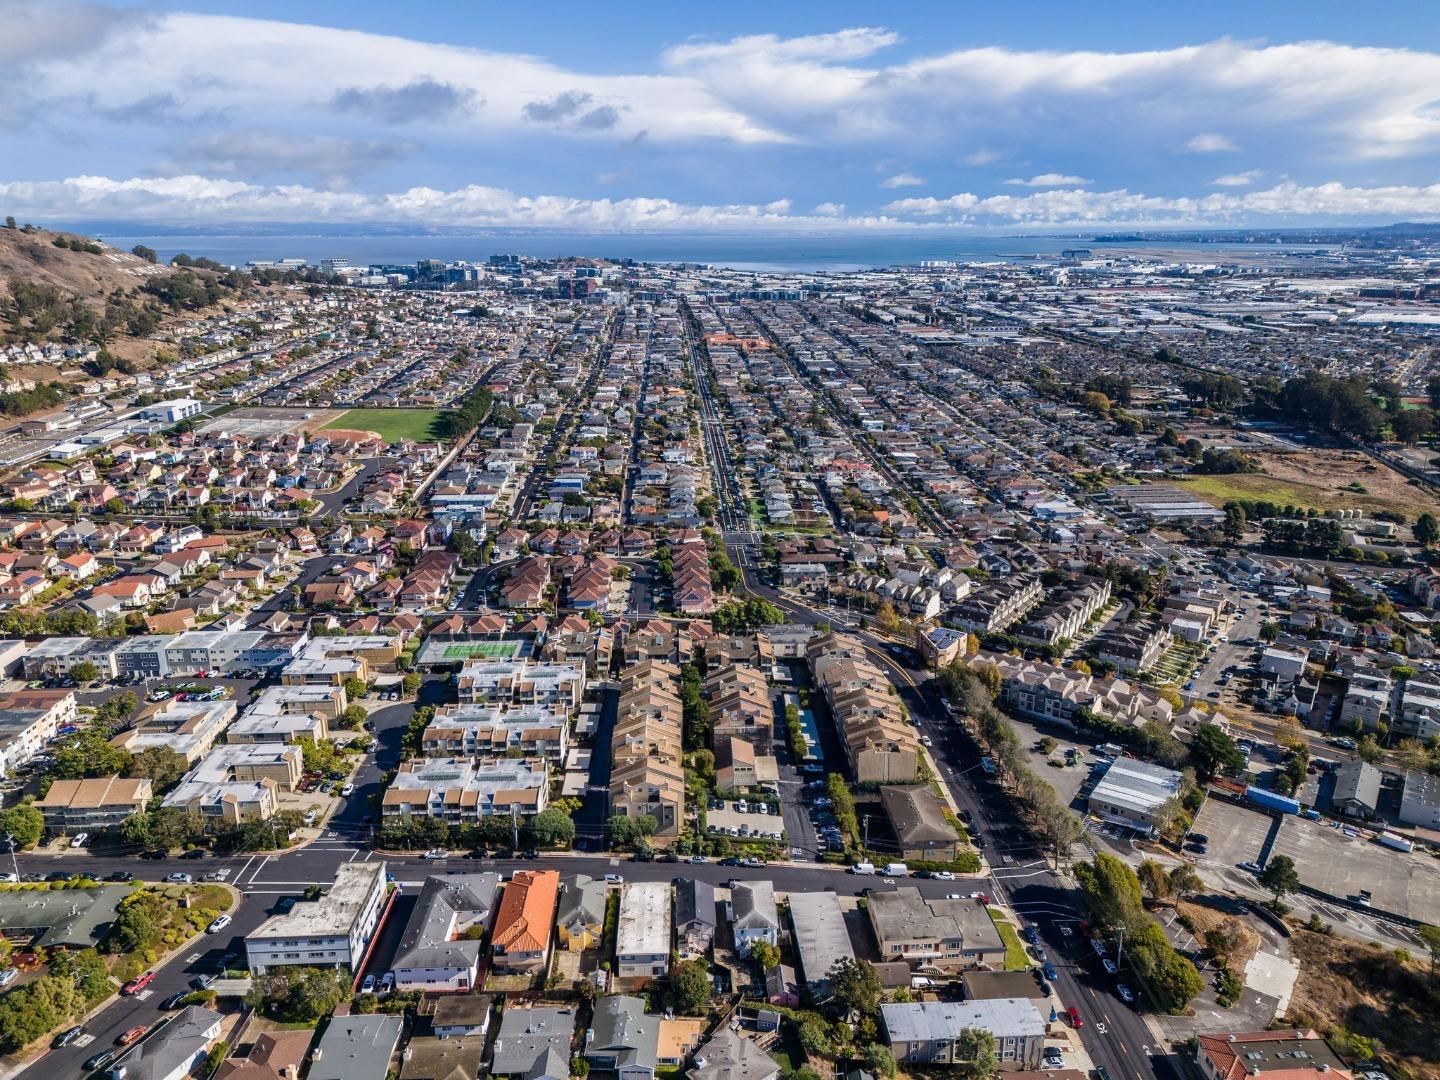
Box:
[68,228,1340,273]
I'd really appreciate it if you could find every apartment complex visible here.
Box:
[609,660,686,839]
[245,863,387,974]
[867,889,1006,973]
[808,633,917,784]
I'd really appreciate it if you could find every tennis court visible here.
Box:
[415,636,531,667]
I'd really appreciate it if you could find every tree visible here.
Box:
[1137,859,1173,903]
[1356,734,1385,765]
[1223,503,1247,545]
[247,966,347,1024]
[401,673,421,697]
[50,731,132,781]
[863,1043,898,1079]
[111,890,168,953]
[1392,408,1435,445]
[749,940,780,971]
[1417,512,1440,549]
[956,1028,998,1080]
[1074,852,1146,931]
[343,677,368,701]
[1416,923,1440,983]
[829,956,882,1018]
[1259,620,1281,643]
[607,814,656,850]
[131,244,158,263]
[1189,723,1246,778]
[126,746,188,790]
[1168,864,1204,901]
[530,806,576,849]
[0,804,43,849]
[337,704,368,730]
[668,957,712,1013]
[69,661,100,684]
[1258,855,1300,905]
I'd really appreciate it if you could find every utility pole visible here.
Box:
[3,834,17,881]
[511,802,520,852]
[1114,923,1127,971]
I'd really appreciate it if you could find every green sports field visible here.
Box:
[439,640,522,661]
[321,409,445,443]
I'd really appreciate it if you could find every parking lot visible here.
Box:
[1190,798,1276,871]
[1190,797,1440,925]
[1267,814,1440,923]
[1002,715,1105,811]
[707,803,787,844]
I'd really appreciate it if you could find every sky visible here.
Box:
[5,0,1440,232]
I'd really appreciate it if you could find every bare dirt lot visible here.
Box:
[198,406,341,438]
[1182,448,1440,520]
[1284,927,1440,1080]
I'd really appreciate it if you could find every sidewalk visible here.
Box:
[0,881,243,1080]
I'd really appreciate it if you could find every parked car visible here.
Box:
[165,872,193,884]
[423,849,447,860]
[206,915,232,934]
[107,871,134,882]
[340,782,355,796]
[1117,983,1135,1004]
[117,1026,148,1047]
[161,992,187,1010]
[84,1050,116,1073]
[0,968,18,988]
[379,972,395,994]
[1067,1006,1083,1028]
[604,873,624,884]
[191,973,216,990]
[70,833,89,848]
[361,974,377,994]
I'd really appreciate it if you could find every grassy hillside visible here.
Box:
[0,222,253,371]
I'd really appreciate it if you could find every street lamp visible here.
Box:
[3,832,18,881]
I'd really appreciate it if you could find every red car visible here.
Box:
[121,971,155,995]
[116,1025,148,1046]
[1067,1006,1083,1029]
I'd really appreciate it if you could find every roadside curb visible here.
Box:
[0,881,244,1080]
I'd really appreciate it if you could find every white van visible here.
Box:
[849,862,876,875]
[883,862,910,877]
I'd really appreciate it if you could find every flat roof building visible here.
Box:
[245,863,386,975]
[1087,756,1183,832]
[787,891,855,997]
[882,999,1046,1070]
[617,881,672,983]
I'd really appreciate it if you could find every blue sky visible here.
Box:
[4,0,1440,231]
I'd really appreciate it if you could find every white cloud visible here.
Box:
[1186,132,1239,153]
[1210,170,1263,187]
[10,173,1440,231]
[0,173,906,230]
[881,179,1440,225]
[1004,173,1091,187]
[21,10,789,145]
[9,13,1440,173]
[880,172,926,188]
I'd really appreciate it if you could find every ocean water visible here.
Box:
[90,230,1328,273]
